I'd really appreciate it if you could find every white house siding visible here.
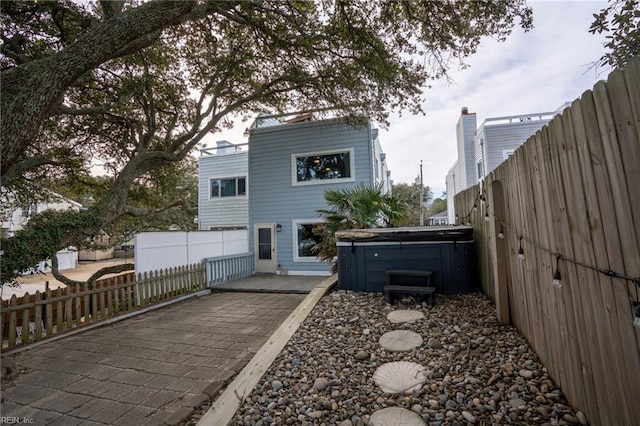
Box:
[445,162,458,224]
[1,194,82,274]
[198,151,249,230]
[448,111,477,223]
[456,112,478,188]
[1,197,83,237]
[248,118,376,275]
[473,133,487,182]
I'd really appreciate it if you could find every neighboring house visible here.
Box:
[428,211,449,226]
[198,140,249,230]
[445,104,569,223]
[1,192,83,272]
[1,193,83,238]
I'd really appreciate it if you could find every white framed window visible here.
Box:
[210,177,246,198]
[292,219,325,262]
[503,149,515,161]
[291,148,355,186]
[476,161,483,180]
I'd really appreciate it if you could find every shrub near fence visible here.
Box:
[1,264,205,352]
[454,58,640,425]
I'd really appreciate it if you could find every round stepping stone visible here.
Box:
[370,407,426,425]
[373,361,426,394]
[379,330,423,352]
[387,309,425,324]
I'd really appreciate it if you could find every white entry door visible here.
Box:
[254,223,277,273]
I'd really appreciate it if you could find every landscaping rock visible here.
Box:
[230,291,580,425]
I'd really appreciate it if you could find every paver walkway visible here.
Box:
[1,291,306,425]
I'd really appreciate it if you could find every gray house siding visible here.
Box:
[447,106,564,222]
[249,119,375,275]
[480,121,550,174]
[198,151,249,230]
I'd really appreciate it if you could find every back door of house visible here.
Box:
[254,223,277,273]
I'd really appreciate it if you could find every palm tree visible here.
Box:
[313,183,408,269]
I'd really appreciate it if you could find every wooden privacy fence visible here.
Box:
[1,263,205,352]
[454,58,640,425]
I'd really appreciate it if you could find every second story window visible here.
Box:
[292,148,355,186]
[210,177,246,198]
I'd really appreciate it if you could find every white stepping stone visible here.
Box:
[387,309,425,324]
[373,361,426,394]
[379,330,423,352]
[369,407,426,425]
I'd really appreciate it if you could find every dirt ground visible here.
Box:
[1,258,132,301]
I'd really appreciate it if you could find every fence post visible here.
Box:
[134,270,141,307]
[35,291,43,341]
[83,283,91,324]
[8,295,18,349]
[45,287,53,336]
[204,259,210,289]
[74,286,82,327]
[20,292,30,344]
[56,288,63,332]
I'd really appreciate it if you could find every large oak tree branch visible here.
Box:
[2,156,62,182]
[50,253,134,288]
[1,0,238,179]
[124,200,185,217]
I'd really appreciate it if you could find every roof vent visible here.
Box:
[461,107,469,115]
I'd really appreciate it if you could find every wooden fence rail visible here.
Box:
[1,263,205,352]
[454,57,640,425]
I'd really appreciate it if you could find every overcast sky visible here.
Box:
[213,1,608,196]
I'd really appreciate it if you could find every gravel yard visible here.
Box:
[227,290,587,426]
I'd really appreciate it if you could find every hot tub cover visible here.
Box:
[335,225,473,243]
